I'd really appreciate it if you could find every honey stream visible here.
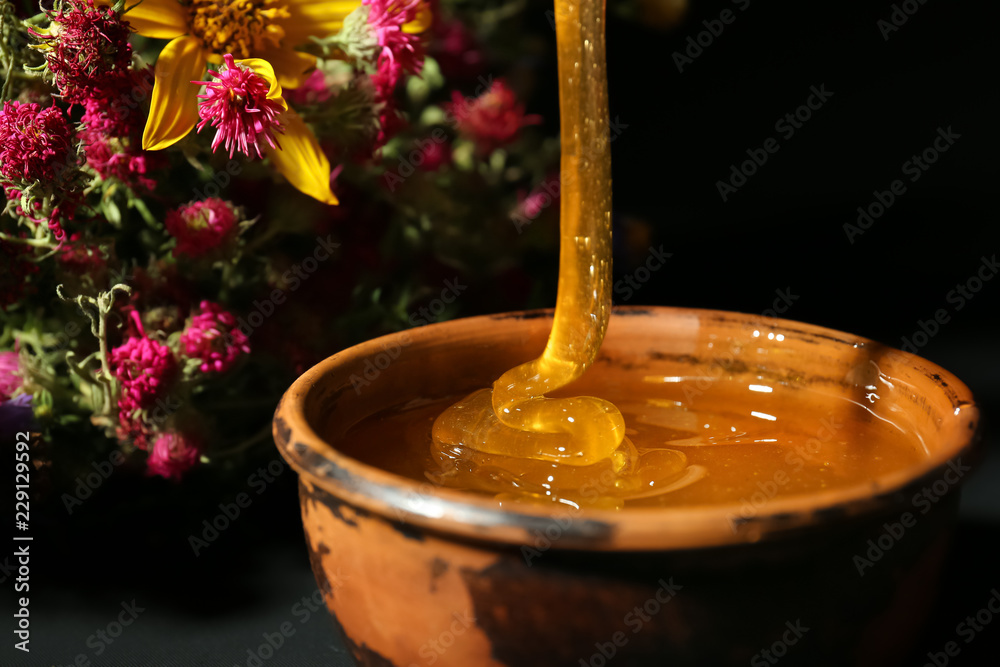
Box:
[430,0,699,508]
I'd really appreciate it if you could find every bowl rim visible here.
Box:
[273,305,981,551]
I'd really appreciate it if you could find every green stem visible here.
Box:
[1,56,13,101]
[0,232,58,249]
[96,308,113,416]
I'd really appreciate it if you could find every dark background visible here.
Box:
[608,0,997,361]
[5,1,998,665]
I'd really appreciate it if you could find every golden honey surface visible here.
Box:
[346,377,926,510]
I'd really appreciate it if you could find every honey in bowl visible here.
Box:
[342,368,930,511]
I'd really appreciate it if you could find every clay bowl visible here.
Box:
[272,306,980,667]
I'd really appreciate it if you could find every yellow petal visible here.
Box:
[142,37,208,151]
[267,110,338,205]
[281,0,360,43]
[118,0,189,39]
[236,58,288,111]
[404,2,433,34]
[258,47,318,89]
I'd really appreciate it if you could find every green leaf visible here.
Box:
[181,357,205,380]
[129,195,156,226]
[420,106,450,126]
[104,198,122,226]
[452,141,475,171]
[65,350,100,385]
[490,149,507,174]
[406,74,431,106]
[419,56,444,89]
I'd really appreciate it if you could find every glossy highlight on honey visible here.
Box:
[346,375,927,511]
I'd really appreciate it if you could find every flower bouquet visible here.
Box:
[0,0,565,508]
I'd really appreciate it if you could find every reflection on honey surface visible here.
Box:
[345,374,926,510]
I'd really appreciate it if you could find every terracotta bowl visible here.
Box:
[272,307,980,667]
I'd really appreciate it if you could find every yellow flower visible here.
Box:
[192,55,339,204]
[113,0,432,203]
[116,0,378,204]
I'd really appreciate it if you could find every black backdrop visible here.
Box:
[598,0,997,361]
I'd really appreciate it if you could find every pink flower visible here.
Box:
[194,54,286,159]
[147,431,202,481]
[78,67,161,191]
[109,332,177,447]
[514,174,560,221]
[429,18,484,81]
[81,67,155,139]
[0,351,22,401]
[445,80,541,155]
[364,0,425,148]
[110,335,176,409]
[0,102,74,185]
[285,69,333,106]
[365,0,425,98]
[30,0,134,103]
[80,132,160,192]
[58,234,108,277]
[179,301,251,374]
[518,190,548,220]
[165,198,238,258]
[416,140,451,171]
[374,102,408,151]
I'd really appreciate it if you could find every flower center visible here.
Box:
[188,0,290,59]
[194,54,286,159]
[186,210,212,230]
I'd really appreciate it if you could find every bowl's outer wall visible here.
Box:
[300,474,957,667]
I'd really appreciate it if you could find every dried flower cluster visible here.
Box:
[2,0,554,492]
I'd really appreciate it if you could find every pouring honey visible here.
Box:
[343,0,929,511]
